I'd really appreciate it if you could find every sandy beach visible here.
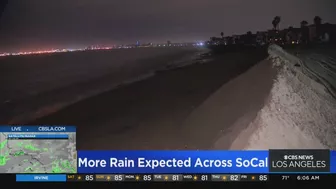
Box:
[28,48,270,150]
[5,44,335,151]
[234,45,336,150]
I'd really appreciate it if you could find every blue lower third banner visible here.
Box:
[77,150,336,174]
[331,151,336,173]
[16,174,66,182]
[77,151,269,174]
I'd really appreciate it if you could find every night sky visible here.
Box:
[0,0,335,52]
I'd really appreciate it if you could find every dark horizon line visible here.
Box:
[1,19,335,54]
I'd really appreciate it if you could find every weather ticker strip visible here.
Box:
[49,174,334,182]
[68,174,265,182]
[0,174,328,182]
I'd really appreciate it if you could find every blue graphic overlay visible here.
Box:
[0,125,77,174]
[0,126,76,132]
[7,134,69,139]
[16,174,67,182]
[331,151,336,173]
[77,150,269,173]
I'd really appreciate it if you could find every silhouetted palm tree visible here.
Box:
[272,16,281,30]
[314,16,322,25]
[220,32,224,38]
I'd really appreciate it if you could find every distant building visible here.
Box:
[231,35,240,44]
[256,31,267,45]
[224,36,233,45]
[306,23,336,43]
[267,30,283,44]
[242,33,257,45]
[308,25,317,42]
[282,27,301,44]
[139,43,152,47]
[320,23,336,43]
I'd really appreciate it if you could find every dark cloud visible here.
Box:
[0,0,335,52]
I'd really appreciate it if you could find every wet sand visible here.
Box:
[29,49,272,150]
[186,58,277,150]
[0,47,201,124]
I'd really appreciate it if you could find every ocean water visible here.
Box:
[0,47,208,124]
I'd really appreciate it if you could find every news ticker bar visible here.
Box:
[67,174,265,182]
[6,174,335,182]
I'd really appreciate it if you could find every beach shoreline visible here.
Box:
[1,47,206,124]
[28,48,269,150]
[6,45,334,151]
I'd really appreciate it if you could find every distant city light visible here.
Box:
[0,46,116,57]
[0,43,194,57]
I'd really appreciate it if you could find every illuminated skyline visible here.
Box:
[0,0,335,52]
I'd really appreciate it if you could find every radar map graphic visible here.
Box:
[0,132,77,173]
